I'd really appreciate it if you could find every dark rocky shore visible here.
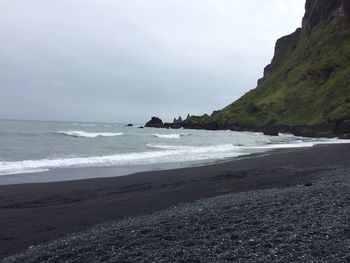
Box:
[145,116,350,138]
[3,164,349,263]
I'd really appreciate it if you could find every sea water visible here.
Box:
[0,119,347,184]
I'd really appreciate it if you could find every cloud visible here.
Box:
[0,0,305,123]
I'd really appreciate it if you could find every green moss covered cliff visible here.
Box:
[184,0,350,137]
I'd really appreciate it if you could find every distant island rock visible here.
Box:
[145,117,164,128]
[145,117,183,129]
[173,116,183,124]
[124,124,133,127]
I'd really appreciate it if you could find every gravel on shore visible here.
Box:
[2,166,350,263]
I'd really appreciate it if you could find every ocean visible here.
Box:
[0,119,346,184]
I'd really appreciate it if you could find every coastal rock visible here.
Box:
[228,124,244,132]
[338,133,350,139]
[138,126,144,129]
[173,116,183,124]
[124,124,133,127]
[276,125,293,134]
[291,123,336,138]
[163,123,171,129]
[263,127,279,136]
[335,119,350,134]
[182,121,219,131]
[170,123,182,129]
[203,121,219,130]
[145,117,164,128]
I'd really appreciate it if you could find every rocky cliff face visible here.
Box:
[184,0,350,137]
[302,0,350,31]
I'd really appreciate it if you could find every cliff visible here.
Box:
[184,0,350,137]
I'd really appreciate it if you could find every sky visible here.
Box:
[0,0,305,123]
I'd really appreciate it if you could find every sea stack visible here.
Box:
[145,117,164,128]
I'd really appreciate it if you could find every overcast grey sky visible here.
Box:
[0,0,305,123]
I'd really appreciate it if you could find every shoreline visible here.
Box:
[0,150,272,186]
[0,143,350,258]
[0,139,346,185]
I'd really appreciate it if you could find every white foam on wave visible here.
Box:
[1,138,348,176]
[57,131,124,138]
[152,133,190,139]
[243,138,349,150]
[0,168,50,176]
[147,143,238,152]
[0,144,243,176]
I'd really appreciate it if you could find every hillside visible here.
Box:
[184,0,350,137]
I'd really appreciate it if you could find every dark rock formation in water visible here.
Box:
[145,117,164,128]
[173,116,183,124]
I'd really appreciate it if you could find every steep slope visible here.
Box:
[185,0,350,137]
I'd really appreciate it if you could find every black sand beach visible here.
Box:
[1,144,350,261]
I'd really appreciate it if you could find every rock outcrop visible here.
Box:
[263,127,279,136]
[145,117,164,128]
[335,119,350,134]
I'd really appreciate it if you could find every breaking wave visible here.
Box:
[152,133,190,139]
[57,131,124,138]
[0,144,243,176]
[0,134,348,176]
